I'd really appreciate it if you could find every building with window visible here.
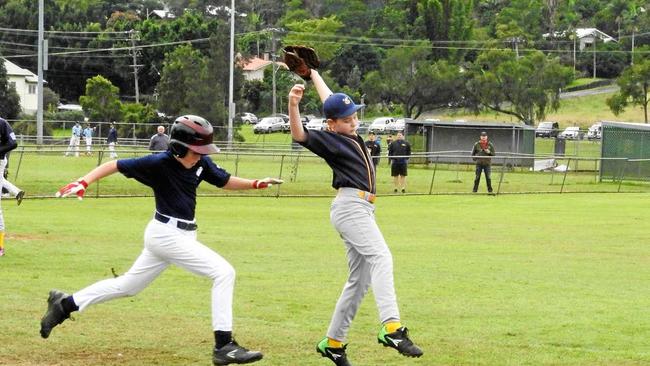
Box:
[3,58,39,114]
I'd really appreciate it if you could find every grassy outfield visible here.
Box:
[0,194,648,365]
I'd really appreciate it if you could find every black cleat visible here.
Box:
[377,326,423,358]
[16,190,25,206]
[213,340,263,365]
[316,338,353,366]
[40,290,70,339]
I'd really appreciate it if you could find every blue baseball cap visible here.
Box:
[323,93,365,119]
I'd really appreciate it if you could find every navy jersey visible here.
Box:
[107,128,118,143]
[388,139,411,164]
[0,118,18,160]
[117,151,231,220]
[299,129,376,194]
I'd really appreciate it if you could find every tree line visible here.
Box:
[0,0,649,138]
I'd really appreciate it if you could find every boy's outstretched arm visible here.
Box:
[56,160,119,200]
[223,176,283,190]
[310,70,332,103]
[288,84,307,142]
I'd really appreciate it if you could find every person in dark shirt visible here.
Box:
[0,117,18,256]
[471,131,496,193]
[149,125,170,152]
[387,132,411,193]
[107,122,118,159]
[288,70,422,366]
[365,132,381,168]
[40,115,281,366]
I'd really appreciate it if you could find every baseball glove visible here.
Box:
[283,45,320,80]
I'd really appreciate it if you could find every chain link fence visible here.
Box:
[6,145,650,201]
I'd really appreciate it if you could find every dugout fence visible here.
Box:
[7,147,650,202]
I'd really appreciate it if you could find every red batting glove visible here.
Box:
[252,177,284,189]
[56,179,89,200]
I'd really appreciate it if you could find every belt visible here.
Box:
[154,212,198,231]
[337,188,376,204]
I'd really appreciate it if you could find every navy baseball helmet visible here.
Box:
[323,93,364,119]
[169,115,220,156]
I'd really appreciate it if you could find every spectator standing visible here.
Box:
[83,124,96,155]
[471,131,495,193]
[149,125,170,152]
[365,132,381,168]
[65,122,82,157]
[387,132,411,193]
[107,122,118,159]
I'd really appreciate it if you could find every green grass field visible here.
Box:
[1,194,649,365]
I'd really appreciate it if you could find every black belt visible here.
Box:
[155,212,197,231]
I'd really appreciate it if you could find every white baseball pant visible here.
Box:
[66,136,80,157]
[108,142,117,158]
[72,218,236,331]
[326,188,400,342]
[0,157,6,231]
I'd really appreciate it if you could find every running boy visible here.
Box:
[40,115,280,366]
[288,72,423,365]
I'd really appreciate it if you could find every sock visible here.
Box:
[214,330,232,349]
[327,338,343,348]
[0,231,4,250]
[385,321,402,333]
[62,296,79,314]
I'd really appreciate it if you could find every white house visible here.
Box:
[239,54,289,81]
[3,58,39,114]
[544,28,616,51]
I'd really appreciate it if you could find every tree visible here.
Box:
[157,45,207,116]
[465,50,573,125]
[362,45,464,119]
[607,61,650,123]
[79,75,123,122]
[0,58,21,120]
[414,0,475,61]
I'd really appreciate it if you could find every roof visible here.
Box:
[601,121,650,131]
[3,58,39,82]
[240,57,288,71]
[411,119,535,130]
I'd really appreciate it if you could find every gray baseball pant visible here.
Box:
[326,188,400,342]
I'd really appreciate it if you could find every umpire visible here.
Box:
[471,131,496,193]
[388,132,411,193]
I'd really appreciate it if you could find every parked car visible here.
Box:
[253,116,285,134]
[587,123,602,140]
[306,118,327,131]
[385,118,412,134]
[239,112,258,124]
[356,121,370,135]
[535,121,559,138]
[368,117,396,134]
[558,126,581,140]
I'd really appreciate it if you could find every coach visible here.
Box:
[388,132,411,193]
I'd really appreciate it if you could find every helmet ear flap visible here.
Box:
[170,140,188,158]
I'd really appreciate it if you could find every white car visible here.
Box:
[559,126,581,140]
[587,123,602,140]
[253,117,285,134]
[306,118,327,131]
[239,112,258,124]
[368,117,395,134]
[385,118,411,134]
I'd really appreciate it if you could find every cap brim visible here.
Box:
[188,144,220,155]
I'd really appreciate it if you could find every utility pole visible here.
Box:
[592,37,597,79]
[37,0,44,145]
[272,29,277,116]
[227,0,235,148]
[130,30,141,103]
